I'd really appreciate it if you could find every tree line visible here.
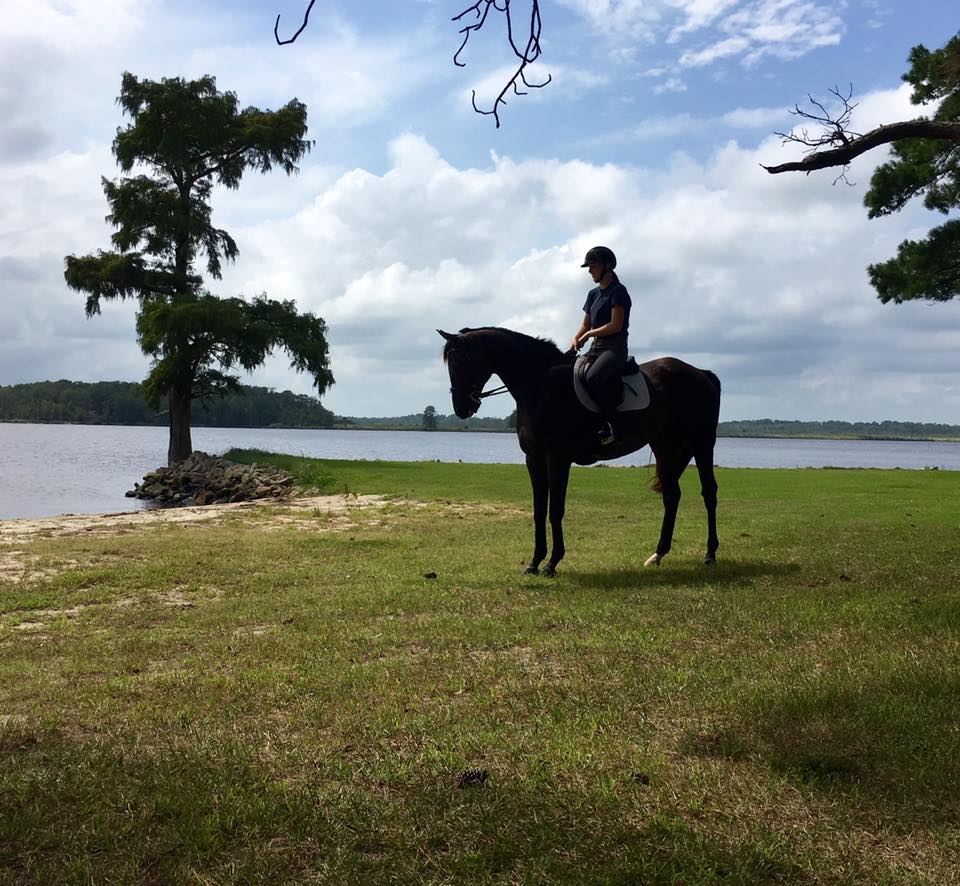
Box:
[5,383,956,439]
[718,419,960,441]
[345,407,516,432]
[0,381,334,429]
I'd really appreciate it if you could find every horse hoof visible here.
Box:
[523,565,539,575]
[543,564,557,578]
[644,553,661,567]
[703,556,716,566]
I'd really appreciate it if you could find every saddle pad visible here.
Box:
[573,357,651,414]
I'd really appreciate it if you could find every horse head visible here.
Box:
[438,328,494,419]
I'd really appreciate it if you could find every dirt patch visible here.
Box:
[13,621,47,632]
[0,552,80,583]
[0,494,391,544]
[0,495,519,584]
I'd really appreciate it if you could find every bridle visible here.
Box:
[451,382,509,413]
[447,346,509,412]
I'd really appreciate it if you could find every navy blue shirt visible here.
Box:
[583,280,631,353]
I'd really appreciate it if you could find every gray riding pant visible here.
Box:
[583,347,627,411]
[583,348,627,386]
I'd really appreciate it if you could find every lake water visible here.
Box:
[2,422,959,521]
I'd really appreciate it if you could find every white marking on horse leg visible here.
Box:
[644,553,661,567]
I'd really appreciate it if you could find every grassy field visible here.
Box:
[2,453,959,884]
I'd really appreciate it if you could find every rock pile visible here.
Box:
[126,451,296,507]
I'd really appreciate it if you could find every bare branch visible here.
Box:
[453,1,551,128]
[274,0,317,46]
[275,1,551,126]
[774,86,859,148]
[764,85,960,176]
[763,119,960,174]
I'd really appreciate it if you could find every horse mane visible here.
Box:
[444,326,569,368]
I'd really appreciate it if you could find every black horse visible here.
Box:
[439,327,721,575]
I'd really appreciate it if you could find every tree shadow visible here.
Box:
[0,723,815,884]
[681,664,960,827]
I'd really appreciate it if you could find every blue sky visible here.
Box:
[1,1,958,422]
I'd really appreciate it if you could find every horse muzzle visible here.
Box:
[451,388,481,419]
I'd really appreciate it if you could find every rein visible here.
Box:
[450,383,509,412]
[476,384,509,400]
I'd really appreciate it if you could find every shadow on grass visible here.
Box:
[683,666,960,826]
[0,724,814,884]
[564,560,801,590]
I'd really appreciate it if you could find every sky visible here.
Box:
[1,0,958,422]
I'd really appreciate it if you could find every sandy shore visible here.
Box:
[0,494,390,543]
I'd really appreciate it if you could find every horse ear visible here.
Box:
[437,329,457,342]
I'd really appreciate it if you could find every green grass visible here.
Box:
[2,457,960,883]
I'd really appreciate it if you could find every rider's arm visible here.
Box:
[579,305,625,343]
[570,311,591,351]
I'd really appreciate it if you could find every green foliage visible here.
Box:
[342,413,514,432]
[135,294,332,409]
[868,220,960,303]
[865,32,960,302]
[422,404,438,431]
[716,418,960,440]
[63,72,330,461]
[0,381,335,428]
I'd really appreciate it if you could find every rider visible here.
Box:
[569,245,632,445]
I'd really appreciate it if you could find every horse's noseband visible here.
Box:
[450,385,483,412]
[450,384,508,410]
[448,347,508,412]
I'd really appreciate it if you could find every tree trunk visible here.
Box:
[167,386,193,466]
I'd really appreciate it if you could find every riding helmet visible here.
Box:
[581,246,617,269]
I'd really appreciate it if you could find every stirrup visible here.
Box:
[598,421,615,445]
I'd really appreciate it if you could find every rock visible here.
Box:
[127,451,295,509]
[456,768,489,787]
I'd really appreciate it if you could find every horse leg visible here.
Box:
[645,442,692,567]
[524,454,548,574]
[543,457,571,577]
[694,445,719,565]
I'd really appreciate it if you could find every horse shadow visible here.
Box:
[562,560,801,590]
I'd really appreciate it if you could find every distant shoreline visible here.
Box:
[6,381,960,441]
[3,418,960,443]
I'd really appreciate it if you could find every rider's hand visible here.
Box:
[570,337,582,352]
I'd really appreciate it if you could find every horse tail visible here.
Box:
[650,452,664,496]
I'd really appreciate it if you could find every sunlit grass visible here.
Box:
[2,458,959,883]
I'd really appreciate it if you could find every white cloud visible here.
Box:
[185,22,436,126]
[653,77,689,94]
[675,0,844,68]
[559,0,846,86]
[555,0,664,40]
[667,0,742,42]
[679,35,751,66]
[2,0,957,426]
[456,61,606,114]
[207,116,960,421]
[721,106,791,128]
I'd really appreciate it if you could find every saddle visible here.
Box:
[573,354,651,414]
